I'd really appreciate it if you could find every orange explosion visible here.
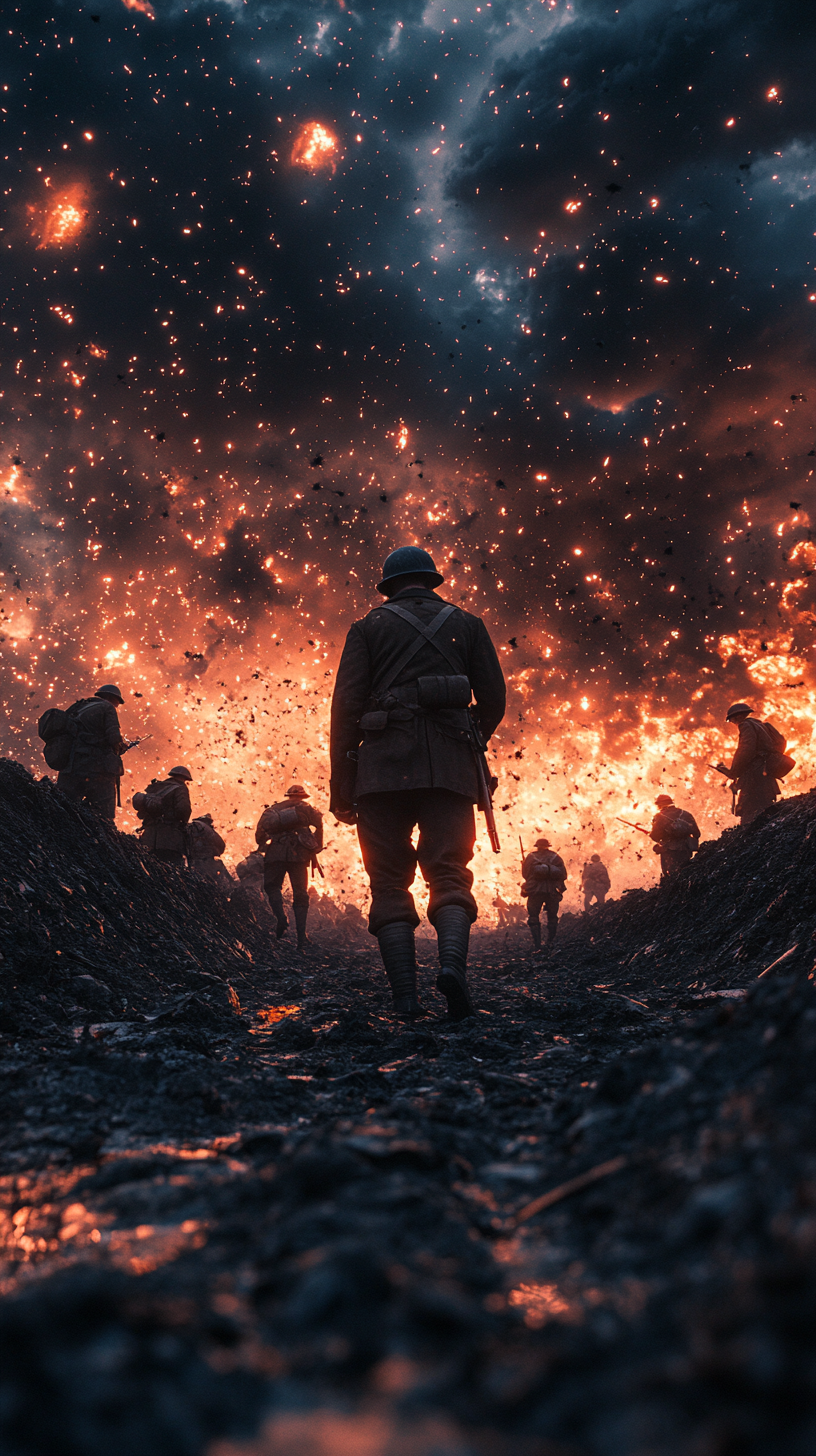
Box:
[291,121,340,172]
[121,0,156,16]
[29,184,89,249]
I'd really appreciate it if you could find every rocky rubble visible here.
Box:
[0,760,815,1455]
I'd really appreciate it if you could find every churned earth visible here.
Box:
[0,759,815,1456]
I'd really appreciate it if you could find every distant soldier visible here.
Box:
[133,766,193,865]
[649,794,699,878]
[493,891,513,928]
[521,837,567,951]
[330,546,506,1020]
[715,702,792,825]
[45,684,130,821]
[255,785,323,950]
[187,813,231,887]
[235,848,266,902]
[582,854,610,911]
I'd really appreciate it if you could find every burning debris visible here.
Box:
[0,761,815,1453]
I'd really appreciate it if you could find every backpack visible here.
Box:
[187,818,225,858]
[37,700,91,771]
[662,809,698,841]
[132,780,180,822]
[261,803,302,838]
[754,720,796,779]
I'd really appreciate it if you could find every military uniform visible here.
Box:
[255,790,323,948]
[56,689,126,820]
[330,547,505,1019]
[137,774,192,865]
[187,814,230,886]
[726,717,783,825]
[235,849,266,901]
[581,856,610,911]
[522,845,567,950]
[649,802,699,877]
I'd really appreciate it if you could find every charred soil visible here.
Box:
[1,760,815,1456]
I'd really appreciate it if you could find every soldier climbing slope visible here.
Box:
[133,766,193,866]
[187,812,231,888]
[715,702,794,826]
[649,794,700,878]
[582,854,611,911]
[522,837,568,952]
[39,683,137,821]
[255,785,323,951]
[330,546,506,1021]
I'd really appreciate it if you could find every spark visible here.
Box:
[396,423,409,452]
[30,184,89,249]
[565,200,582,213]
[291,121,339,171]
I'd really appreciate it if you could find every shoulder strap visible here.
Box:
[376,601,459,695]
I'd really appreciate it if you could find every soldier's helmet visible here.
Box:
[199,813,213,824]
[591,853,601,862]
[169,766,193,781]
[726,702,753,722]
[655,793,673,806]
[285,784,309,799]
[96,683,124,704]
[377,545,444,594]
[534,836,551,848]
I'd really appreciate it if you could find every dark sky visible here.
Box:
[1,0,815,869]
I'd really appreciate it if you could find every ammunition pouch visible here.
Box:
[416,674,472,711]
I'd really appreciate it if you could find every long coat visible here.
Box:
[728,719,780,821]
[139,778,192,854]
[255,801,323,864]
[329,586,506,812]
[68,698,126,779]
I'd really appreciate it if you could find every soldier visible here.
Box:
[715,703,789,825]
[330,547,506,1020]
[581,854,610,911]
[187,812,231,887]
[649,794,699,877]
[521,837,567,951]
[255,785,323,950]
[133,766,193,865]
[235,848,266,902]
[53,684,130,821]
[493,891,513,928]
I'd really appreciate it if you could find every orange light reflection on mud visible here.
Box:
[255,1005,301,1026]
[291,122,340,171]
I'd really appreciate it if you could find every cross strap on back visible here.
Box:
[374,601,460,697]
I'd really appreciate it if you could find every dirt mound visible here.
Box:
[1,770,815,1455]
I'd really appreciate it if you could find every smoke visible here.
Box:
[1,0,814,907]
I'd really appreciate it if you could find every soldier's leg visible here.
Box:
[597,890,606,906]
[527,893,543,950]
[416,790,476,1020]
[264,862,289,938]
[84,776,117,820]
[545,897,559,943]
[583,891,592,913]
[289,864,311,950]
[56,771,84,803]
[356,793,423,1018]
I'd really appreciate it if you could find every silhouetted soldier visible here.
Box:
[256,785,323,950]
[493,892,513,928]
[187,813,230,887]
[235,848,266,902]
[649,794,699,877]
[53,684,129,821]
[582,854,610,911]
[134,766,193,866]
[330,546,506,1020]
[715,702,791,825]
[522,837,567,951]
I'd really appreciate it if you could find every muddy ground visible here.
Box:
[1,759,815,1456]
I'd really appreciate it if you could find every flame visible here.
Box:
[121,0,155,15]
[29,184,89,249]
[291,122,340,171]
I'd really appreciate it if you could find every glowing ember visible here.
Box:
[396,423,409,452]
[255,1005,301,1025]
[121,0,155,16]
[30,185,89,249]
[291,122,339,171]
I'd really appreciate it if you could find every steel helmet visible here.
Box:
[285,784,309,799]
[96,683,124,704]
[534,836,551,848]
[655,794,673,806]
[168,766,193,782]
[377,546,444,594]
[725,702,752,722]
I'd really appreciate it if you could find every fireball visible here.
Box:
[291,122,340,172]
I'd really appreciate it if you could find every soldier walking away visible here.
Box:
[522,838,568,951]
[582,854,610,912]
[133,766,193,865]
[187,813,231,887]
[40,684,133,821]
[330,546,506,1021]
[255,785,323,950]
[649,794,700,878]
[715,703,795,826]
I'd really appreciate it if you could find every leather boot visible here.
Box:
[528,919,541,952]
[434,905,474,1020]
[377,923,424,1018]
[294,902,310,952]
[547,916,558,946]
[268,890,288,940]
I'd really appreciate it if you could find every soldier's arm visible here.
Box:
[649,814,663,842]
[553,855,567,879]
[103,703,127,752]
[468,620,506,740]
[176,786,192,823]
[330,623,371,813]
[255,809,273,847]
[728,721,757,778]
[309,809,324,851]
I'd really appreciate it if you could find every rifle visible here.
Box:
[708,764,737,814]
[615,816,651,835]
[467,709,500,853]
[310,853,324,880]
[123,735,152,752]
[519,835,525,876]
[708,763,731,777]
